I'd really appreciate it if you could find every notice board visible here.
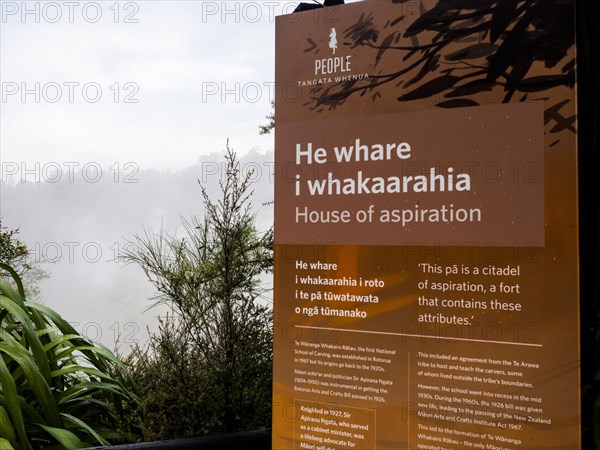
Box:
[273,1,579,449]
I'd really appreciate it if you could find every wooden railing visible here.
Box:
[88,429,271,450]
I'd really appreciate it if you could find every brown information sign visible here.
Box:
[273,2,580,450]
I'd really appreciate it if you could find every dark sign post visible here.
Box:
[273,1,579,449]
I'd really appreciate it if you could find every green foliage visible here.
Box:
[0,219,49,301]
[123,142,273,440]
[258,100,275,135]
[0,263,139,449]
[0,221,30,276]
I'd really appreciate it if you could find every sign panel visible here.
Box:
[273,2,579,449]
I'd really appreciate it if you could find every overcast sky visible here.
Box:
[1,0,362,350]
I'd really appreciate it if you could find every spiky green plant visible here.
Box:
[0,263,139,449]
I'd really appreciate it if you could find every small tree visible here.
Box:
[258,100,275,135]
[0,221,29,273]
[1,219,49,300]
[125,142,273,439]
